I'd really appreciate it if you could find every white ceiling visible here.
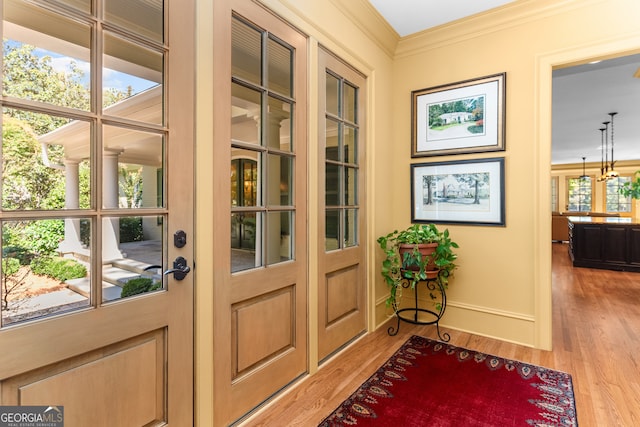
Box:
[368,0,518,37]
[368,1,640,165]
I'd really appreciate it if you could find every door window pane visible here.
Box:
[232,17,261,86]
[267,211,292,264]
[344,125,357,164]
[59,0,91,13]
[103,32,163,123]
[326,72,339,116]
[325,119,339,161]
[267,96,292,151]
[103,216,164,303]
[325,163,340,206]
[325,209,339,251]
[267,37,292,97]
[3,1,91,111]
[232,83,261,145]
[267,154,292,206]
[231,212,261,272]
[345,208,358,247]
[1,218,91,326]
[343,82,356,123]
[2,108,91,211]
[345,166,357,206]
[103,125,164,209]
[105,1,163,42]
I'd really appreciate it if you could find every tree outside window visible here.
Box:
[606,176,632,213]
[567,177,592,211]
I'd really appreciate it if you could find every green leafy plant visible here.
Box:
[30,256,87,281]
[377,223,458,307]
[618,170,640,199]
[121,277,161,298]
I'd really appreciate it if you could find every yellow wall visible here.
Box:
[391,0,640,348]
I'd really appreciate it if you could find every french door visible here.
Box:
[0,1,194,425]
[212,0,308,424]
[317,49,367,361]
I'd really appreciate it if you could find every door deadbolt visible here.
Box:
[174,230,187,248]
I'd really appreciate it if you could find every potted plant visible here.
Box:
[377,223,458,307]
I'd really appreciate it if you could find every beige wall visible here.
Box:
[391,0,640,349]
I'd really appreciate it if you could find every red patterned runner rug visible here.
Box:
[319,335,577,426]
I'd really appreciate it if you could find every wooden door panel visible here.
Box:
[326,266,359,323]
[233,286,294,375]
[1,330,165,426]
[319,251,366,360]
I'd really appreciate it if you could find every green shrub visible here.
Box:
[30,256,87,281]
[24,219,65,255]
[119,217,143,243]
[2,245,33,265]
[121,277,161,298]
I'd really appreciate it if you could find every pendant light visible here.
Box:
[579,156,588,180]
[602,120,610,180]
[597,127,606,182]
[605,112,619,179]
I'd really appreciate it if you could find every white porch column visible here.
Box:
[102,149,124,261]
[58,159,84,254]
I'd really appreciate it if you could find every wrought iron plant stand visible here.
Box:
[388,269,450,342]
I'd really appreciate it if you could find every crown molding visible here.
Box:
[395,0,604,59]
[328,0,399,59]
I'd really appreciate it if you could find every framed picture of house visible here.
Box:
[411,73,505,157]
[411,157,505,226]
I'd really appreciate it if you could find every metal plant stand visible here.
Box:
[387,270,450,342]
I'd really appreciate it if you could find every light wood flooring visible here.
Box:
[241,243,640,426]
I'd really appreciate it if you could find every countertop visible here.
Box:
[566,216,639,225]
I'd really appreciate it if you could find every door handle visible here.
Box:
[164,256,191,281]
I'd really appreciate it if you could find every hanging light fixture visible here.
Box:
[605,112,619,179]
[597,127,606,182]
[601,120,610,180]
[579,156,588,180]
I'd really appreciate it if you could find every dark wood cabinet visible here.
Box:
[568,217,640,272]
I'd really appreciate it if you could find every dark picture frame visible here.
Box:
[411,73,506,157]
[411,157,505,226]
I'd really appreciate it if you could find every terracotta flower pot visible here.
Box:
[398,242,438,273]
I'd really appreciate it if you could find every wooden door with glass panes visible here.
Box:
[318,49,367,362]
[0,1,194,425]
[212,1,308,424]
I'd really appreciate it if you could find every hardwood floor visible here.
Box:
[240,243,640,426]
